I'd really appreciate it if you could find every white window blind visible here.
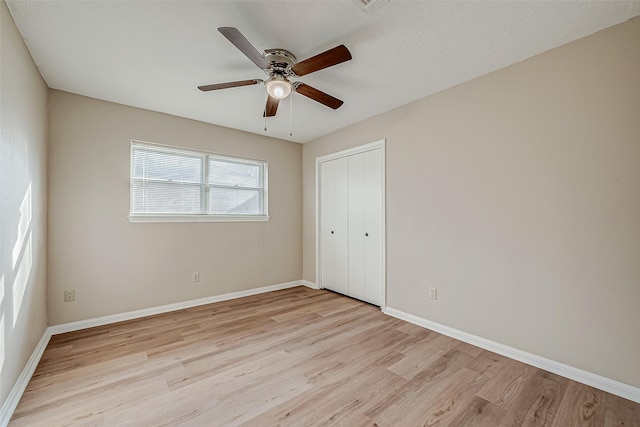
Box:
[130,141,268,222]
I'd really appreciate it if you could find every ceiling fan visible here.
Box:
[198,27,352,117]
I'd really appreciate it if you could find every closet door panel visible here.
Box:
[348,153,366,301]
[333,157,349,295]
[364,149,384,306]
[320,161,335,291]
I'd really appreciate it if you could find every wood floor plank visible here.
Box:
[17,352,151,412]
[477,357,539,407]
[9,287,640,426]
[420,368,490,426]
[551,381,606,426]
[498,370,570,426]
[387,333,458,380]
[447,395,508,426]
[363,349,476,425]
[266,362,405,426]
[603,392,640,427]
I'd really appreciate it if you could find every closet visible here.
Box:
[318,141,384,306]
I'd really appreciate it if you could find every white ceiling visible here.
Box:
[7,1,640,143]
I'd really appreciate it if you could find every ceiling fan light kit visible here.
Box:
[265,75,292,100]
[199,27,352,118]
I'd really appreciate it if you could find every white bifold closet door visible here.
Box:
[348,149,383,305]
[320,147,383,306]
[320,157,349,296]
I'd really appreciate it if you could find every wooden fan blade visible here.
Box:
[198,79,261,91]
[290,45,351,77]
[264,96,280,117]
[218,27,270,70]
[293,83,343,109]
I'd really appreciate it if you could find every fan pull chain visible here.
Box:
[264,86,268,132]
[289,93,293,137]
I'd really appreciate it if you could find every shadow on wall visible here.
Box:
[1,181,34,397]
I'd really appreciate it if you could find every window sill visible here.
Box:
[128,214,271,223]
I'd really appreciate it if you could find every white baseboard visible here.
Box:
[0,329,52,426]
[383,307,640,404]
[1,280,309,425]
[50,280,305,335]
[301,280,320,290]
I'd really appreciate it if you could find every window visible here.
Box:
[129,141,268,222]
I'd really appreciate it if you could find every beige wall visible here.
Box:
[47,91,301,325]
[0,1,49,406]
[303,17,640,387]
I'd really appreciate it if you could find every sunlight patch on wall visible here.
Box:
[1,274,5,373]
[0,273,4,307]
[12,234,32,327]
[0,314,5,373]
[13,184,32,269]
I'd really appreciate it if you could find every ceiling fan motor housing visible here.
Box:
[263,49,297,76]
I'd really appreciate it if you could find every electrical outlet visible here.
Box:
[429,287,438,300]
[192,272,200,282]
[64,289,75,302]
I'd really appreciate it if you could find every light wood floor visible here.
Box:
[10,287,640,426]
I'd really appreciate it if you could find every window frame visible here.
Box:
[129,140,269,223]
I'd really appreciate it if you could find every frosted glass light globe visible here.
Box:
[266,77,292,99]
